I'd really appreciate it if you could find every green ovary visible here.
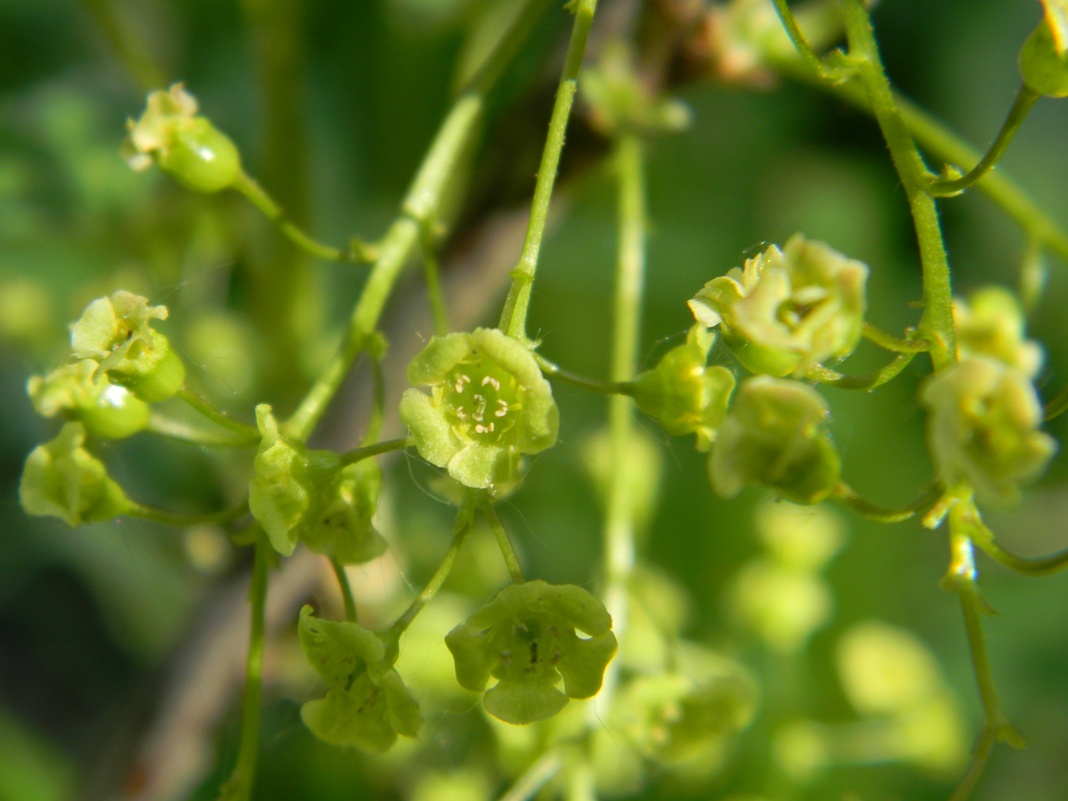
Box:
[443,362,523,444]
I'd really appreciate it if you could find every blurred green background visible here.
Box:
[2,1,1068,800]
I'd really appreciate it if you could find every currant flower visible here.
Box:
[399,328,559,493]
[1019,16,1068,98]
[921,357,1056,506]
[688,235,868,377]
[29,360,150,439]
[445,580,618,725]
[19,422,133,527]
[708,376,840,504]
[249,406,387,562]
[122,83,242,193]
[632,325,735,451]
[70,291,185,403]
[953,286,1042,378]
[298,607,419,752]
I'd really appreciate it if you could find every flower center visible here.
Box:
[444,361,522,443]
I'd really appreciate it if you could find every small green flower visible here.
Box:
[921,357,1056,505]
[29,360,150,439]
[298,606,419,752]
[399,328,559,492]
[19,422,133,527]
[70,291,185,403]
[445,580,617,725]
[249,406,387,562]
[581,42,691,137]
[688,235,868,377]
[122,83,242,192]
[1019,17,1068,98]
[953,286,1042,378]
[708,376,840,504]
[632,325,736,451]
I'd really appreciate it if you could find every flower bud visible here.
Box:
[445,580,617,725]
[689,235,868,377]
[399,328,558,493]
[1019,18,1068,98]
[298,606,419,752]
[19,422,132,527]
[70,291,185,403]
[708,376,840,504]
[632,325,735,451]
[953,286,1042,378]
[123,83,242,192]
[921,357,1056,505]
[29,360,150,439]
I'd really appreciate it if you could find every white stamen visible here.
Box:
[481,375,501,391]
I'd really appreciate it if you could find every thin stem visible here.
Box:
[497,749,562,801]
[178,386,260,438]
[805,351,915,390]
[841,0,955,368]
[480,500,525,584]
[231,170,366,264]
[361,344,387,446]
[830,481,941,523]
[534,353,635,395]
[862,322,931,353]
[77,0,167,90]
[390,497,477,635]
[1044,383,1068,421]
[330,558,357,622]
[147,413,260,447]
[769,0,844,81]
[954,496,1068,577]
[129,499,249,528]
[498,0,599,339]
[215,534,270,801]
[419,221,450,336]
[338,436,411,467]
[928,86,1041,197]
[285,0,551,442]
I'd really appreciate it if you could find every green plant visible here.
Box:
[5,1,1068,800]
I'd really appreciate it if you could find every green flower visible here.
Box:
[708,376,840,504]
[1019,17,1068,98]
[122,83,242,192]
[632,325,736,451]
[399,328,558,492]
[29,360,150,439]
[581,42,690,137]
[19,422,133,527]
[921,357,1056,505]
[445,580,617,725]
[249,406,387,562]
[298,607,419,752]
[953,286,1042,378]
[688,235,868,377]
[69,291,185,403]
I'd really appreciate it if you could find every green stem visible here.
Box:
[955,495,1068,576]
[216,534,270,801]
[534,353,635,395]
[390,497,477,635]
[330,558,357,622]
[338,437,412,466]
[928,86,1040,197]
[480,500,525,584]
[498,0,599,339]
[147,413,259,447]
[285,0,551,442]
[419,221,450,336]
[862,322,931,353]
[129,499,249,527]
[841,0,955,368]
[1044,383,1068,421]
[497,750,562,801]
[231,170,364,263]
[361,344,387,446]
[806,351,915,390]
[178,386,260,438]
[769,0,844,81]
[77,0,167,90]
[830,481,941,523]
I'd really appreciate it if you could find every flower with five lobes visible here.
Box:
[70,291,186,403]
[298,607,420,752]
[445,580,618,725]
[688,235,868,377]
[921,357,1056,506]
[122,83,242,193]
[399,328,559,492]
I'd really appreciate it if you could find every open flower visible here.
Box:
[953,286,1042,378]
[445,580,617,725]
[921,357,1056,505]
[298,607,419,752]
[399,328,558,492]
[122,83,242,193]
[688,235,868,377]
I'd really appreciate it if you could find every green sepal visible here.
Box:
[123,83,242,193]
[297,606,419,752]
[69,291,185,403]
[708,376,840,504]
[28,360,150,439]
[633,325,736,451]
[1019,18,1068,98]
[19,422,133,527]
[445,580,617,725]
[300,460,389,565]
